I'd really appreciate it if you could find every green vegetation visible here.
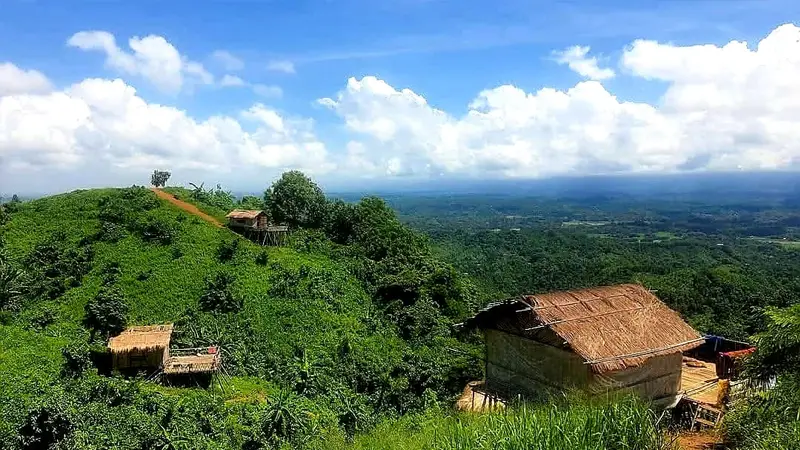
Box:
[3,178,799,448]
[332,396,672,450]
[0,178,482,448]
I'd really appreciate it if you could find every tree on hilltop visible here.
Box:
[264,171,326,229]
[151,170,171,188]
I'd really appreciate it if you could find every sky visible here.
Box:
[1,0,800,194]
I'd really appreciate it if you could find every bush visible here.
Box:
[18,405,73,450]
[0,259,28,311]
[255,250,270,266]
[95,221,126,243]
[199,271,241,313]
[83,286,128,341]
[61,342,92,379]
[136,216,175,245]
[217,238,240,262]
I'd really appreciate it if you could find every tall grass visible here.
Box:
[334,396,675,450]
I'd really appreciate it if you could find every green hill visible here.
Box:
[0,182,487,448]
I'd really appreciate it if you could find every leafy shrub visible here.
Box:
[136,269,153,281]
[0,259,28,311]
[199,271,241,313]
[171,245,184,260]
[18,405,73,450]
[83,286,128,341]
[255,249,270,266]
[95,221,127,243]
[24,232,93,300]
[27,305,58,330]
[61,342,92,379]
[99,261,122,285]
[217,238,240,262]
[136,215,175,245]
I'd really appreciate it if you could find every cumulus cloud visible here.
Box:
[68,31,214,93]
[0,63,53,96]
[553,45,615,80]
[0,77,328,175]
[211,50,244,71]
[319,24,800,178]
[220,74,247,87]
[6,23,800,190]
[266,60,296,74]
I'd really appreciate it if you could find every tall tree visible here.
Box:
[264,171,326,228]
[150,170,171,188]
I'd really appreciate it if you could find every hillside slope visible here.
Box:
[0,185,484,448]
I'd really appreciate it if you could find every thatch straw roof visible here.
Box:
[226,209,264,220]
[163,353,221,375]
[108,324,173,354]
[468,284,702,373]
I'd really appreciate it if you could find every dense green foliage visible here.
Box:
[392,193,800,340]
[4,180,799,448]
[724,304,800,449]
[0,181,482,448]
[264,171,327,229]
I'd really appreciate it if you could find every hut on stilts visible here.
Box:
[225,209,289,246]
[107,324,225,388]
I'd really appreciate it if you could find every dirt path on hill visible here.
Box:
[150,188,223,228]
[678,431,723,450]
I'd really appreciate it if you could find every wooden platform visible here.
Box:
[163,352,220,375]
[680,358,721,406]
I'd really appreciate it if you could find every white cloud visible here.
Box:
[6,23,800,190]
[319,24,800,177]
[266,60,296,74]
[220,74,247,87]
[553,46,615,81]
[67,31,214,93]
[211,50,244,71]
[0,63,53,96]
[0,77,329,175]
[253,84,283,98]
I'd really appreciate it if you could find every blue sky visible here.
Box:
[1,0,800,194]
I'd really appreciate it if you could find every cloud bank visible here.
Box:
[3,25,800,191]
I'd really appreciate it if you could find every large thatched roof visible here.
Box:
[108,324,173,354]
[468,284,702,373]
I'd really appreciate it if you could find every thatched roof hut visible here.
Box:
[108,324,173,370]
[225,209,268,230]
[466,284,703,403]
[225,209,263,220]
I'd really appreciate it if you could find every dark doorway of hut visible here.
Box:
[225,209,289,246]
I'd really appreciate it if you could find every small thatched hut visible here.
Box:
[108,324,173,371]
[465,284,703,404]
[225,210,268,229]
